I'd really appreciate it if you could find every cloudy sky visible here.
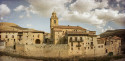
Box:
[0,0,125,34]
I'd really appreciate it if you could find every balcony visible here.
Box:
[18,32,23,36]
[76,44,81,47]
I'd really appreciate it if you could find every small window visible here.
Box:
[111,41,113,44]
[83,43,84,45]
[12,35,14,38]
[38,35,40,38]
[70,37,72,41]
[75,37,77,41]
[91,42,93,46]
[54,20,56,24]
[91,47,93,49]
[105,42,106,45]
[78,47,80,50]
[101,45,103,48]
[80,37,83,41]
[14,39,15,42]
[6,35,8,38]
[98,46,100,48]
[106,49,108,53]
[91,37,93,41]
[71,42,73,46]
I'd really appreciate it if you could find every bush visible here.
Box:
[108,52,113,56]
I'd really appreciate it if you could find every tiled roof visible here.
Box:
[54,30,62,32]
[66,31,88,36]
[67,31,87,34]
[53,25,86,30]
[112,36,121,40]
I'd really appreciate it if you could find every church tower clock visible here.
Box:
[50,11,58,29]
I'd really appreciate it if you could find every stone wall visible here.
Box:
[16,44,69,58]
[0,42,5,51]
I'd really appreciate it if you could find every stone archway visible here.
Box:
[35,39,41,44]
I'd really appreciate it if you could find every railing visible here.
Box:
[69,40,83,42]
[76,44,81,47]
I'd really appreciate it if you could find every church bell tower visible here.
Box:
[50,11,58,29]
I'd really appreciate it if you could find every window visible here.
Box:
[83,43,84,45]
[91,37,93,41]
[91,42,93,46]
[98,46,100,48]
[78,47,80,50]
[8,39,9,42]
[101,45,103,48]
[54,20,56,24]
[70,37,72,41]
[111,41,113,44]
[75,37,77,41]
[38,34,40,38]
[71,42,73,46]
[91,47,93,49]
[88,47,89,49]
[0,35,1,38]
[80,37,83,41]
[6,35,8,38]
[106,49,108,53]
[14,39,15,42]
[71,48,73,50]
[12,35,14,38]
[105,42,106,45]
[78,42,80,46]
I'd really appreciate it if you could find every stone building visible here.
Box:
[50,11,96,44]
[50,11,121,56]
[100,36,121,55]
[0,11,121,57]
[0,22,44,50]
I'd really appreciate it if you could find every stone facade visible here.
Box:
[0,12,122,58]
[103,36,121,55]
[0,22,44,50]
[0,40,5,51]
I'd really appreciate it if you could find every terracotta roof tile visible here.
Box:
[67,31,87,34]
[53,25,86,30]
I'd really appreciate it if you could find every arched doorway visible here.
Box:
[35,39,40,44]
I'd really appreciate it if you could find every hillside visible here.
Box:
[100,29,125,38]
